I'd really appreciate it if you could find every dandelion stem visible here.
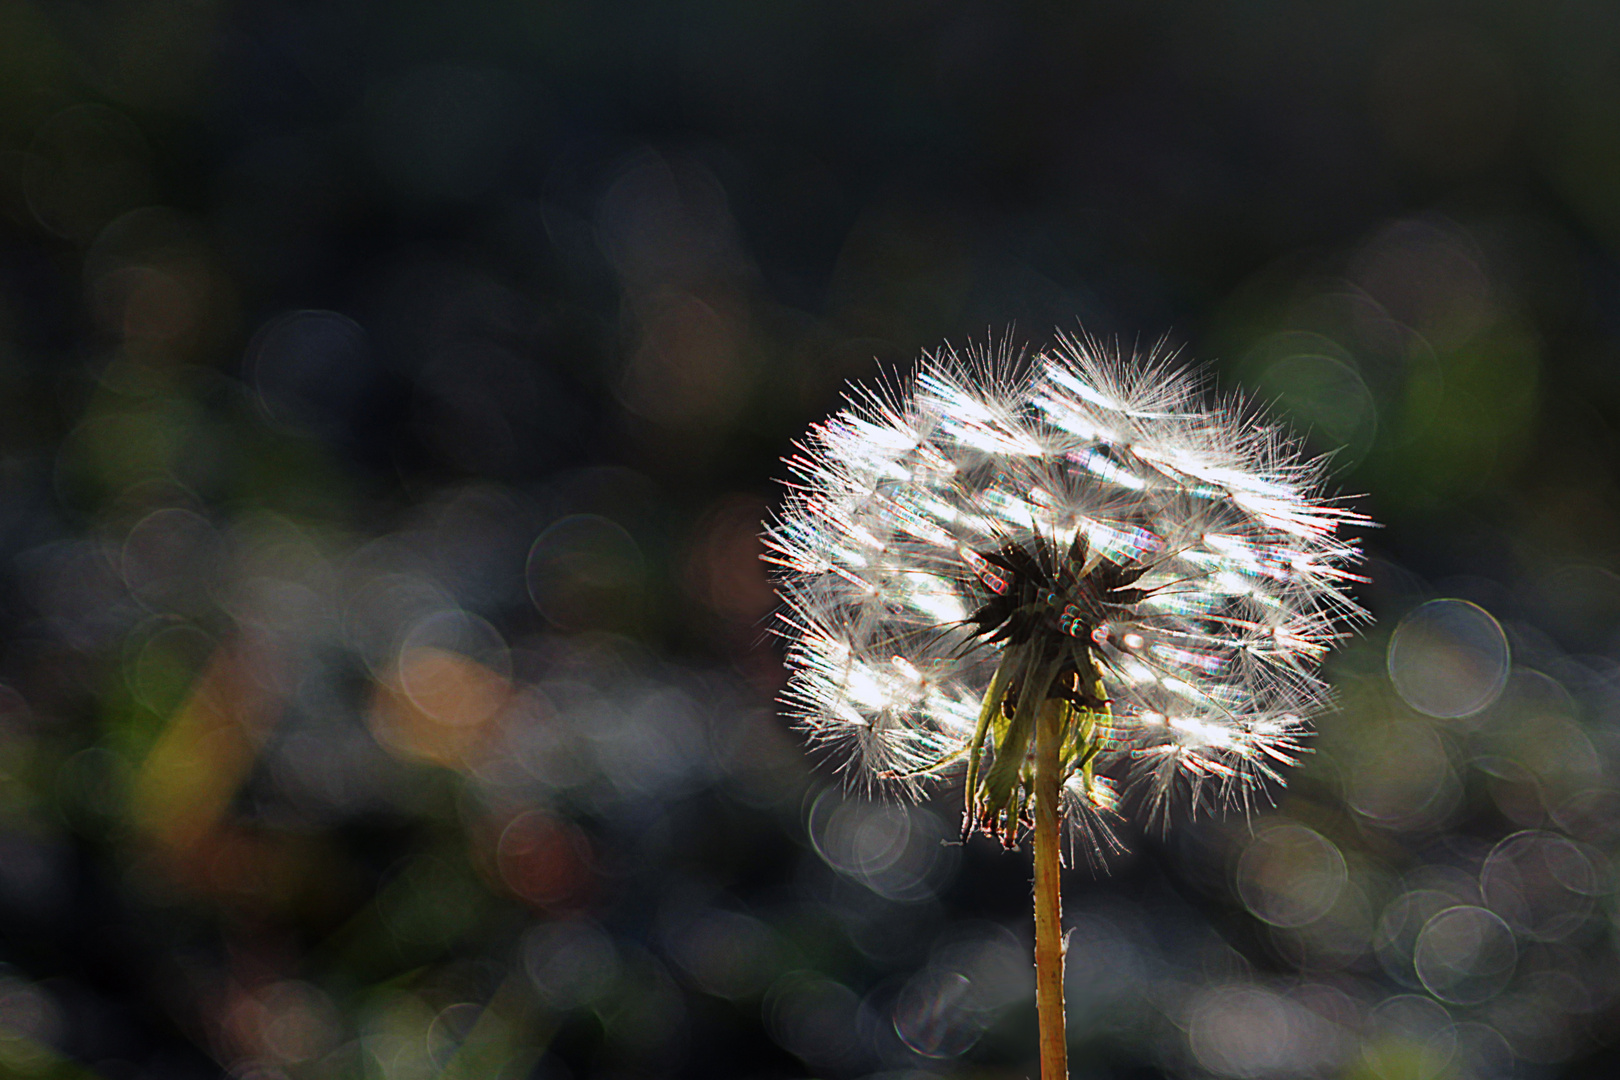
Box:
[1032,696,1067,1080]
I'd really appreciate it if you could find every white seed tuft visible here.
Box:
[765,335,1369,858]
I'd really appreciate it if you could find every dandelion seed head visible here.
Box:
[765,335,1369,858]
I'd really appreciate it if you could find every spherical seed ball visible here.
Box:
[765,336,1369,858]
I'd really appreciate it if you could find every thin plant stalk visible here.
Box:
[1032,697,1067,1080]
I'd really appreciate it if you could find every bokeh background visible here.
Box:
[0,2,1618,1078]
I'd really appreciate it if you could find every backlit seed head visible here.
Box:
[765,335,1369,861]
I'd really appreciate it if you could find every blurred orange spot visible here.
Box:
[496,810,592,908]
[367,646,510,769]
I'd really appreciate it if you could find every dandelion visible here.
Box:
[765,335,1368,1080]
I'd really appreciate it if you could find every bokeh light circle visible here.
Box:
[1346,720,1459,829]
[1387,599,1510,717]
[1362,994,1456,1080]
[523,920,619,1009]
[764,971,861,1070]
[1188,984,1339,1078]
[1413,905,1516,1005]
[526,514,645,631]
[806,789,957,902]
[498,811,592,907]
[397,609,512,726]
[1376,889,1467,989]
[122,507,223,613]
[664,909,779,1000]
[893,969,982,1058]
[1480,830,1600,941]
[1257,353,1379,466]
[1451,1021,1515,1080]
[1235,824,1348,928]
[245,310,374,439]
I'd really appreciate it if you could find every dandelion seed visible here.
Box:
[766,335,1368,856]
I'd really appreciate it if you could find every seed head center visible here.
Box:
[966,531,1151,710]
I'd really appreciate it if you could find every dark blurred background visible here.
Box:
[0,2,1618,1078]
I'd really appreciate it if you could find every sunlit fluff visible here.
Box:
[766,337,1367,857]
